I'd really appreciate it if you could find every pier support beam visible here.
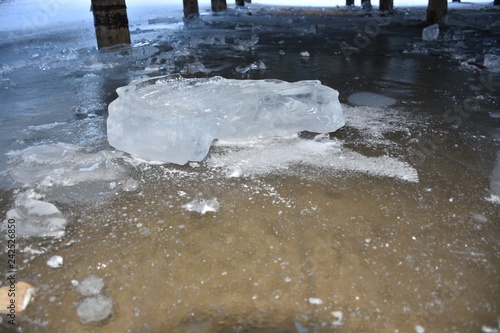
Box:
[211,0,227,12]
[91,0,131,49]
[426,0,447,23]
[494,0,499,6]
[183,0,199,18]
[236,0,245,6]
[379,0,393,11]
[346,0,354,5]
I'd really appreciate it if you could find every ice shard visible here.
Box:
[107,75,344,165]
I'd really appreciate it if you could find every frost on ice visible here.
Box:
[107,75,344,165]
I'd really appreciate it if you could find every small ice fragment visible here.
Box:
[47,255,63,268]
[294,321,308,333]
[2,191,67,238]
[235,61,266,73]
[189,162,200,168]
[71,280,79,286]
[313,133,329,141]
[227,167,242,178]
[300,51,310,57]
[415,325,425,333]
[484,54,500,73]
[482,324,500,333]
[77,275,105,296]
[472,213,488,223]
[122,178,139,192]
[331,311,343,326]
[77,294,113,323]
[422,24,439,41]
[183,199,220,215]
[308,297,323,305]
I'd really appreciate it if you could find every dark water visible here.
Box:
[0,3,499,332]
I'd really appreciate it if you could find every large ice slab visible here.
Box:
[107,75,344,165]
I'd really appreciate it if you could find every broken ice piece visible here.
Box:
[77,275,105,296]
[0,281,36,315]
[422,24,439,41]
[183,199,220,215]
[2,191,67,239]
[77,294,113,324]
[47,255,63,268]
[300,51,310,57]
[308,297,323,305]
[107,76,344,165]
[331,311,343,326]
[484,54,500,73]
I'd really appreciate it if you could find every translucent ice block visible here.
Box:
[107,75,344,165]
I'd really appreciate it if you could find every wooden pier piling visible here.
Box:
[211,0,227,12]
[91,0,131,49]
[184,0,200,18]
[379,0,393,11]
[426,0,447,23]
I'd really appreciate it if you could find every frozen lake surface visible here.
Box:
[0,1,500,332]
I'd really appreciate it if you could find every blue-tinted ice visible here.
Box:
[107,76,344,165]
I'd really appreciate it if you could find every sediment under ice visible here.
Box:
[107,76,344,165]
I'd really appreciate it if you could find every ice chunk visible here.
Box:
[490,151,500,199]
[235,61,266,73]
[77,295,113,324]
[77,275,105,296]
[347,92,397,107]
[484,54,500,73]
[181,61,210,75]
[331,311,343,326]
[47,255,63,268]
[2,190,67,238]
[107,76,344,165]
[183,199,220,215]
[6,143,126,187]
[422,24,439,41]
[308,297,323,304]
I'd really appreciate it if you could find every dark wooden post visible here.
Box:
[211,0,227,12]
[379,0,393,11]
[183,0,199,18]
[426,0,447,23]
[91,0,131,49]
[236,0,245,6]
[494,0,499,5]
[346,0,354,5]
[452,0,460,2]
